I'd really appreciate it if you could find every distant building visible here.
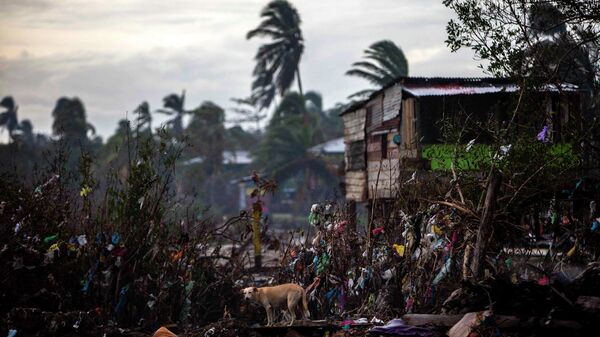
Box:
[308,137,344,155]
[340,77,581,203]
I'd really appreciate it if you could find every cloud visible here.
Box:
[0,0,485,139]
[0,46,253,138]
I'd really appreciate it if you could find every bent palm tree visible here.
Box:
[346,40,409,98]
[52,97,95,141]
[157,90,186,139]
[134,101,152,135]
[258,119,331,184]
[0,96,19,141]
[247,0,304,110]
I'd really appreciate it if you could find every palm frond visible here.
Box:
[345,68,387,86]
[346,39,409,88]
[247,0,304,110]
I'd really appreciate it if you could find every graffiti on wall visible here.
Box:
[422,143,577,171]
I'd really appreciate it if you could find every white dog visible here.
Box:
[242,283,310,326]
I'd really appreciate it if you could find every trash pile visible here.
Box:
[2,169,599,336]
[271,198,599,335]
[275,202,473,319]
[0,174,244,336]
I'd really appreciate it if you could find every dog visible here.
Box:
[242,283,310,326]
[152,326,178,337]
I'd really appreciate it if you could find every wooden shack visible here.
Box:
[340,77,580,203]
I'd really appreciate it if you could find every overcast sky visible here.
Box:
[0,0,485,140]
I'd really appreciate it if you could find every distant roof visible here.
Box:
[340,76,580,116]
[181,150,252,166]
[309,137,344,154]
[223,150,252,165]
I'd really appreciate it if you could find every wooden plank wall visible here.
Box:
[399,97,419,158]
[367,95,384,132]
[383,85,402,122]
[343,108,367,201]
[343,108,366,143]
[367,133,401,199]
[346,170,367,201]
[364,85,403,199]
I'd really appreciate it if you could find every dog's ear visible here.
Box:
[252,287,257,292]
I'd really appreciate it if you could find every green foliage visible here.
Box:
[444,0,598,85]
[105,128,182,228]
[0,129,239,328]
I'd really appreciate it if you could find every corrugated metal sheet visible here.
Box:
[340,77,580,115]
[403,85,518,97]
[403,83,578,97]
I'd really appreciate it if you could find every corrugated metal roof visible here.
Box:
[340,76,580,115]
[403,82,579,97]
[403,84,518,97]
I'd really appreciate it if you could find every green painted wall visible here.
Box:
[422,143,577,171]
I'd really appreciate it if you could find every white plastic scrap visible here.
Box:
[77,235,87,246]
[147,294,157,309]
[494,144,512,160]
[204,327,216,337]
[405,171,417,184]
[466,139,476,152]
[73,312,82,329]
[381,268,395,280]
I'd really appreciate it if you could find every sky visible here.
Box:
[0,0,485,140]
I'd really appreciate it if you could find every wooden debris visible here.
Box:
[576,296,600,314]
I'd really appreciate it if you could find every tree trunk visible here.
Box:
[470,167,501,279]
[296,66,304,98]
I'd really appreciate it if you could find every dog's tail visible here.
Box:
[302,289,310,318]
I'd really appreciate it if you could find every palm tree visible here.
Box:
[269,91,326,135]
[157,90,186,139]
[18,119,34,144]
[230,97,267,131]
[257,90,333,183]
[52,97,95,141]
[258,119,331,183]
[346,40,409,98]
[133,101,152,135]
[247,0,304,110]
[185,101,226,176]
[0,96,19,141]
